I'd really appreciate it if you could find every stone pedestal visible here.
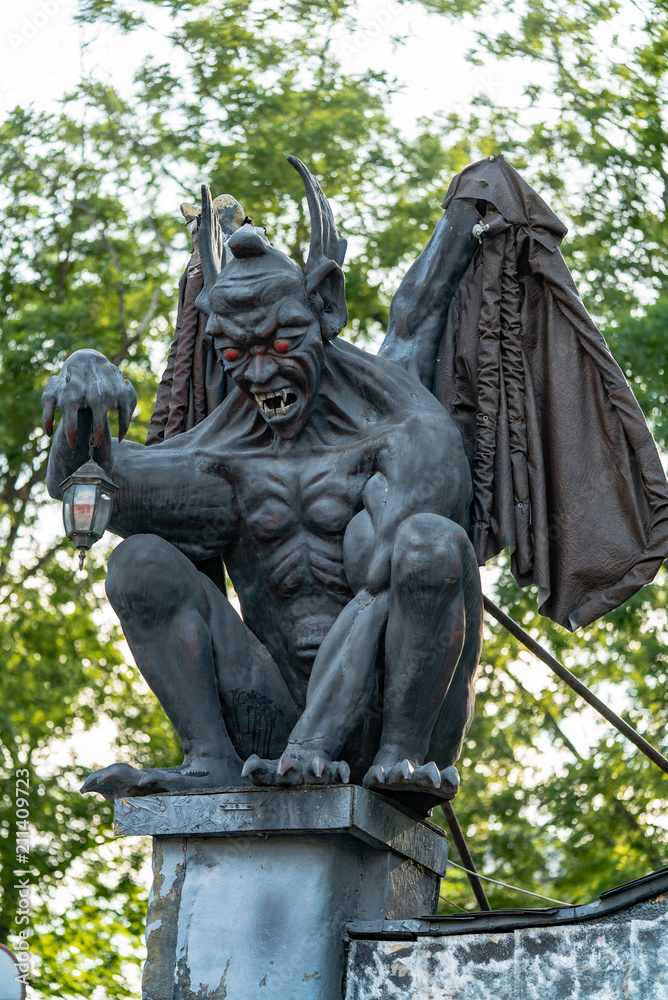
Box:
[114,785,448,1000]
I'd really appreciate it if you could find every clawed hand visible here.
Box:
[42,349,136,448]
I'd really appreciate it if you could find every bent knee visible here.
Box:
[392,514,468,589]
[106,534,196,618]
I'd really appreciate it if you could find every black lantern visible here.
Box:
[60,458,118,570]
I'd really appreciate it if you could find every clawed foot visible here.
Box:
[362,759,460,800]
[242,749,351,787]
[81,759,246,801]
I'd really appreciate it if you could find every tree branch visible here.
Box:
[73,201,127,341]
[112,286,160,366]
[501,663,585,762]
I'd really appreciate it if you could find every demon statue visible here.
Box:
[43,155,668,815]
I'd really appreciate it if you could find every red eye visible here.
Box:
[223,348,241,361]
[274,339,290,354]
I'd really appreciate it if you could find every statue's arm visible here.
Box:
[103,438,237,560]
[379,198,481,387]
[43,350,237,560]
[350,414,469,595]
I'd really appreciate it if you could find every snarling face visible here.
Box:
[201,205,346,439]
[209,282,325,440]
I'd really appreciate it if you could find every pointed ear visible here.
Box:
[306,259,348,340]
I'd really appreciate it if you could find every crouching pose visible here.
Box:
[43,158,482,814]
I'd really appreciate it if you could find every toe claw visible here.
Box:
[242,754,280,786]
[439,765,460,798]
[80,762,139,800]
[418,761,442,789]
[337,761,351,784]
[399,758,414,781]
[387,758,415,784]
[277,754,296,777]
[312,756,326,779]
[362,764,386,788]
[241,754,261,779]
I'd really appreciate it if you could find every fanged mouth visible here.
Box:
[254,387,299,418]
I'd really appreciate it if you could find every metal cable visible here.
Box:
[446,860,574,906]
[437,894,469,912]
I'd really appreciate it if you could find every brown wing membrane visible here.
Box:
[381,154,668,630]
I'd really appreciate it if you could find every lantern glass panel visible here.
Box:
[92,489,114,537]
[72,483,97,532]
[62,489,74,535]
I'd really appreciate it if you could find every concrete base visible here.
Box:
[114,785,448,1000]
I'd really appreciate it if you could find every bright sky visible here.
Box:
[0,0,529,132]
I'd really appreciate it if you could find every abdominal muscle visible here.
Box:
[230,535,354,708]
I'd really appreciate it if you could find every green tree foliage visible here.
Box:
[0,3,467,995]
[400,0,668,909]
[0,100,186,995]
[76,0,469,338]
[411,0,668,315]
[1,1,667,994]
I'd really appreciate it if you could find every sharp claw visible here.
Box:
[439,765,460,796]
[362,764,386,788]
[337,761,351,784]
[117,385,137,442]
[421,761,442,789]
[277,754,296,777]
[81,783,115,803]
[80,762,140,801]
[384,759,417,784]
[312,756,326,779]
[241,754,261,778]
[42,396,56,436]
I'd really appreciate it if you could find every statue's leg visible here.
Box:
[82,534,296,798]
[363,513,482,796]
[243,588,390,787]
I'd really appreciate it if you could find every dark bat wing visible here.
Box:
[381,154,668,630]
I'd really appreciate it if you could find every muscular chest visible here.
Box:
[232,451,372,544]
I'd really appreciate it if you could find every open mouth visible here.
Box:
[254,387,299,418]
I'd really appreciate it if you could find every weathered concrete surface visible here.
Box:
[115,785,449,877]
[115,787,447,1000]
[344,894,668,1000]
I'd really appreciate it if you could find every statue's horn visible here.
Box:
[196,184,226,317]
[287,156,348,274]
[287,156,348,339]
